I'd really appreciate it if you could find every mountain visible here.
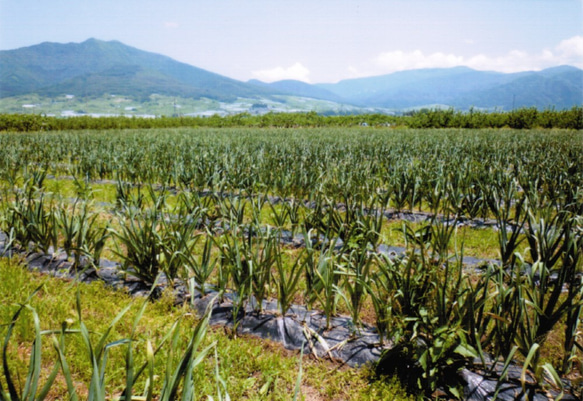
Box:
[449,67,583,110]
[247,79,348,103]
[0,38,278,101]
[1,39,581,111]
[316,67,498,103]
[315,66,582,110]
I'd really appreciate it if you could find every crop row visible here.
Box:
[1,129,581,219]
[1,167,582,397]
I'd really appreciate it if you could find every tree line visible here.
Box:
[0,106,581,131]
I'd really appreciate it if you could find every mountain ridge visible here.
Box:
[0,38,280,101]
[1,39,581,111]
[314,66,582,109]
[247,78,349,103]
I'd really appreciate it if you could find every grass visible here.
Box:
[0,258,415,400]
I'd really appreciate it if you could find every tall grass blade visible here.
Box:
[292,342,305,401]
[521,343,540,393]
[51,335,79,401]
[20,305,41,401]
[160,295,215,401]
[1,285,44,401]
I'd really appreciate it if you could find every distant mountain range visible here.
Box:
[0,38,276,102]
[1,39,581,111]
[311,65,583,110]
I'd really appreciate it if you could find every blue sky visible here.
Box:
[1,0,581,83]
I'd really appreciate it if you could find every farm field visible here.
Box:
[0,93,372,118]
[0,126,582,399]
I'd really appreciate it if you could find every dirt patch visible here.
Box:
[300,384,326,401]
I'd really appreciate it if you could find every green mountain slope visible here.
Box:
[0,38,276,101]
[247,79,348,103]
[37,65,222,100]
[316,67,497,102]
[316,66,582,110]
[450,68,583,109]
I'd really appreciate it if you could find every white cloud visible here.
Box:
[347,66,361,78]
[369,36,583,76]
[164,21,179,28]
[374,50,464,72]
[465,50,537,72]
[556,35,583,63]
[252,62,311,82]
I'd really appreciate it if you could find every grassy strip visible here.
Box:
[0,258,414,400]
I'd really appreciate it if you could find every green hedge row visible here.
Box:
[0,106,581,132]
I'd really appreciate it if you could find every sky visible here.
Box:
[1,0,582,83]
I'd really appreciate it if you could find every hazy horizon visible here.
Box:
[1,0,582,84]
